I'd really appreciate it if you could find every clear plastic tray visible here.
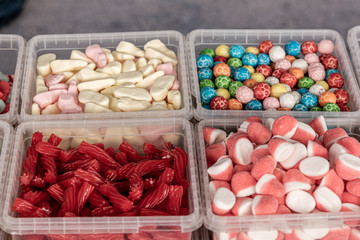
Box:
[0,34,25,124]
[2,118,201,239]
[187,29,360,120]
[196,117,360,234]
[19,31,192,122]
[347,26,360,85]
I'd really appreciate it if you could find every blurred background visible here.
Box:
[1,0,360,40]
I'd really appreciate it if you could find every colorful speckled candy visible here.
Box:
[310,106,323,111]
[257,53,271,65]
[200,48,215,58]
[213,63,231,77]
[229,66,236,78]
[215,45,230,58]
[234,67,251,81]
[327,73,344,88]
[316,80,330,91]
[271,83,288,98]
[210,96,228,110]
[214,56,227,63]
[285,41,301,56]
[198,68,213,81]
[279,72,297,88]
[229,45,246,58]
[228,98,243,110]
[301,92,318,108]
[334,89,349,105]
[236,86,254,104]
[229,81,243,97]
[301,40,317,55]
[196,54,214,69]
[253,82,271,100]
[243,79,257,88]
[259,40,273,54]
[256,64,272,78]
[325,69,339,80]
[216,88,231,100]
[242,53,258,67]
[199,79,215,89]
[293,103,308,111]
[251,73,265,83]
[318,91,336,107]
[322,55,338,70]
[227,58,242,68]
[323,103,340,112]
[245,100,262,110]
[298,77,315,89]
[215,75,232,89]
[243,65,255,74]
[297,88,309,95]
[201,86,217,104]
[246,46,260,55]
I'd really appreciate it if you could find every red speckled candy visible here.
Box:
[214,56,227,63]
[279,72,297,88]
[322,55,338,70]
[253,82,271,100]
[301,40,317,55]
[272,68,286,79]
[334,89,349,105]
[210,96,228,110]
[256,64,272,78]
[319,54,329,63]
[258,40,273,54]
[327,73,344,88]
[338,104,350,112]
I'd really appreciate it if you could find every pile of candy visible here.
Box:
[204,115,360,239]
[0,72,12,114]
[32,39,181,115]
[197,40,350,112]
[12,131,189,221]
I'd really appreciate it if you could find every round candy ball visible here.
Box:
[285,40,301,56]
[229,81,244,97]
[327,73,344,88]
[265,76,279,86]
[290,91,301,104]
[263,97,280,110]
[304,53,320,65]
[243,79,257,88]
[289,67,304,80]
[245,100,262,110]
[229,66,237,79]
[271,83,288,98]
[318,91,336,107]
[269,46,286,63]
[318,40,335,55]
[243,65,255,74]
[301,92,318,108]
[214,56,227,63]
[246,46,260,55]
[322,55,338,70]
[199,79,215,89]
[228,98,243,110]
[213,63,231,78]
[251,73,265,83]
[215,75,232,89]
[196,54,214,69]
[280,92,296,109]
[216,88,231,100]
[334,89,349,105]
[275,59,292,71]
[298,77,315,89]
[257,53,271,65]
[272,68,287,79]
[323,103,340,112]
[309,68,326,82]
[215,45,230,58]
[277,107,291,111]
[308,62,325,72]
[316,80,329,91]
[301,40,317,55]
[292,59,308,73]
[328,88,339,93]
[293,104,308,111]
[236,86,254,104]
[253,82,271,100]
[202,104,211,109]
[310,106,323,111]
[234,67,251,81]
[285,55,297,63]
[242,53,258,67]
[198,68,213,81]
[258,40,273,54]
[256,64,272,78]
[309,83,326,97]
[227,58,242,68]
[297,88,309,95]
[200,48,215,58]
[283,84,292,92]
[229,45,246,58]
[200,86,217,104]
[280,72,297,88]
[210,96,228,110]
[338,104,350,112]
[319,54,329,63]
[325,69,339,80]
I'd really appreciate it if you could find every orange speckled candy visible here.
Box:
[285,55,296,63]
[228,98,243,110]
[213,63,231,77]
[243,79,257,88]
[278,107,292,111]
[289,67,305,80]
[318,91,337,107]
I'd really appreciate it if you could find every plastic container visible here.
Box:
[196,117,360,237]
[187,29,360,120]
[2,118,201,239]
[0,34,25,124]
[347,26,360,84]
[19,31,192,122]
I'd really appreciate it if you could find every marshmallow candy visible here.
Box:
[74,68,109,82]
[323,127,348,148]
[251,155,276,180]
[115,71,143,85]
[77,78,115,92]
[238,116,262,133]
[247,230,279,240]
[335,153,360,180]
[33,89,68,109]
[286,190,315,213]
[231,197,253,216]
[113,87,152,102]
[272,115,298,138]
[70,50,93,63]
[84,102,112,113]
[117,97,151,112]
[252,195,279,215]
[207,156,233,181]
[37,53,56,77]
[50,60,88,74]
[255,174,285,197]
[229,137,253,165]
[291,122,316,145]
[209,180,231,201]
[308,115,327,136]
[116,41,145,57]
[250,145,270,164]
[57,94,82,114]
[313,186,342,212]
[307,140,328,159]
[135,71,165,89]
[268,138,295,162]
[122,59,137,72]
[231,171,256,197]
[85,44,107,68]
[336,137,360,158]
[96,61,122,75]
[299,156,329,179]
[320,169,344,197]
[247,122,271,145]
[206,142,227,167]
[167,90,181,110]
[78,90,109,108]
[203,127,227,145]
[144,39,178,65]
[282,169,311,193]
[212,187,236,215]
[36,75,48,94]
[150,75,175,101]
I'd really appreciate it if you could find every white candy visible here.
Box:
[135,71,164,88]
[290,91,301,104]
[302,227,329,239]
[150,75,175,101]
[136,57,148,70]
[50,60,88,74]
[60,72,74,81]
[299,156,329,179]
[167,103,175,110]
[77,78,115,92]
[265,118,275,131]
[286,190,315,213]
[100,82,135,96]
[117,97,151,111]
[96,61,122,75]
[148,59,162,69]
[313,186,342,212]
[105,94,122,112]
[269,46,285,63]
[116,41,145,57]
[113,87,152,101]
[247,230,278,240]
[309,83,325,97]
[167,90,181,110]
[111,51,135,61]
[85,63,96,70]
[144,39,178,65]
[122,59,136,72]
[265,77,279,86]
[152,101,167,107]
[36,75,48,94]
[70,50,93,63]
[31,103,41,115]
[78,90,109,108]
[138,64,155,77]
[102,48,115,63]
[146,105,169,111]
[292,59,308,73]
[75,68,109,82]
[280,92,295,109]
[41,103,61,115]
[37,53,56,77]
[283,84,292,92]
[115,71,143,85]
[84,102,113,113]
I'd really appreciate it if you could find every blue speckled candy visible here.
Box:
[200,86,217,104]
[229,45,246,58]
[242,53,258,67]
[292,103,308,111]
[198,68,213,81]
[257,53,271,65]
[297,88,309,95]
[214,61,223,67]
[234,67,251,82]
[245,100,263,110]
[285,41,301,56]
[202,104,211,109]
[230,66,237,78]
[301,92,318,108]
[325,69,340,80]
[196,54,214,69]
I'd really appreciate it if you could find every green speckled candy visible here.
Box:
[200,48,215,58]
[0,72,9,82]
[199,79,215,89]
[310,106,323,111]
[229,81,243,97]
[323,103,340,112]
[298,77,315,89]
[227,58,243,68]
[215,75,232,89]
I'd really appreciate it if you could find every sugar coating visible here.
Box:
[263,97,280,110]
[265,77,279,86]
[269,46,286,63]
[236,86,254,104]
[304,53,320,65]
[292,59,308,73]
[309,68,326,82]
[309,83,326,97]
[290,91,301,104]
[280,92,296,109]
[318,40,335,55]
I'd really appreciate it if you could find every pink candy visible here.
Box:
[33,89,67,109]
[236,86,254,104]
[85,44,107,68]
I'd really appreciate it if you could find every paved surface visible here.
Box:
[0,0,360,40]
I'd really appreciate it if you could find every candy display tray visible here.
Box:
[0,34,25,124]
[2,118,201,239]
[186,29,360,120]
[19,31,193,122]
[347,26,360,86]
[196,117,360,236]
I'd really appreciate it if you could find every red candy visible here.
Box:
[279,72,297,88]
[253,82,271,100]
[247,121,271,145]
[258,40,273,54]
[327,73,344,88]
[301,40,317,55]
[334,89,349,105]
[210,96,228,110]
[339,104,351,112]
[213,56,227,63]
[256,64,272,78]
[322,55,338,70]
[272,68,286,79]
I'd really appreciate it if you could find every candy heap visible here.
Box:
[0,72,13,114]
[197,40,349,112]
[205,115,360,239]
[12,131,189,220]
[32,39,181,115]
